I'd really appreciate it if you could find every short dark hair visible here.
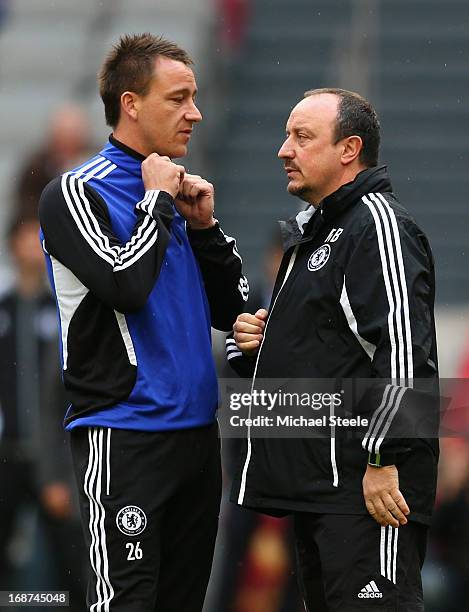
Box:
[304,88,380,167]
[99,33,193,128]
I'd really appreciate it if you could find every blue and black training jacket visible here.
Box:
[39,136,248,432]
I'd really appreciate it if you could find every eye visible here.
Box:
[171,97,184,103]
[297,133,311,145]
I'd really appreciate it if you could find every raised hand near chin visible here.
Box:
[175,173,216,230]
[141,153,185,198]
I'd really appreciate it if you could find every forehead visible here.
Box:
[286,94,339,131]
[151,56,197,92]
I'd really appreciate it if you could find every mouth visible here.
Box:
[178,130,192,142]
[285,167,300,176]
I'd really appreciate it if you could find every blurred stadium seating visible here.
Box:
[211,0,469,306]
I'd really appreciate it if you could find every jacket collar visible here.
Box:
[319,165,392,223]
[280,165,392,250]
[99,135,146,178]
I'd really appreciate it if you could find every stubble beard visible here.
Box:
[288,181,312,203]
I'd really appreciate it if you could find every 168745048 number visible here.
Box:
[0,591,69,607]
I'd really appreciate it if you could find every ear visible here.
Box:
[341,135,363,166]
[120,91,140,121]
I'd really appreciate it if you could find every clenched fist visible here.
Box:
[141,153,185,198]
[175,173,216,229]
[233,309,269,357]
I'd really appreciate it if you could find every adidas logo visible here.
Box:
[357,580,383,599]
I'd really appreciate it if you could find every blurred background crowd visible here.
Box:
[0,0,468,610]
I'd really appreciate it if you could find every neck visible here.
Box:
[309,164,367,207]
[113,125,149,158]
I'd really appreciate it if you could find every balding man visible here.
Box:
[227,89,439,612]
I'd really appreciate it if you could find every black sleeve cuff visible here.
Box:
[367,452,397,467]
[154,190,175,217]
[186,221,221,245]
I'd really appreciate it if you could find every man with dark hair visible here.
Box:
[39,33,248,611]
[228,90,438,611]
[98,33,194,129]
[303,88,381,167]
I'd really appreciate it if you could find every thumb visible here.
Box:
[255,309,269,321]
[176,165,185,181]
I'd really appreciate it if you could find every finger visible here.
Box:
[234,326,264,338]
[192,179,211,191]
[233,320,265,334]
[189,180,213,199]
[237,313,266,327]
[365,499,381,525]
[238,340,260,352]
[383,493,407,525]
[180,174,201,188]
[180,178,198,199]
[234,332,263,344]
[189,182,203,198]
[373,498,399,528]
[255,309,269,321]
[391,489,410,516]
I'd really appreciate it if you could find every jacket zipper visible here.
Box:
[237,246,299,505]
[330,403,339,487]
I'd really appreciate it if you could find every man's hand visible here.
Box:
[233,309,268,356]
[363,464,410,528]
[141,153,185,198]
[175,173,216,229]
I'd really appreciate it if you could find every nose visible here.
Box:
[186,100,202,123]
[278,138,293,159]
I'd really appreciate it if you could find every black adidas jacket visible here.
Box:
[227,166,439,525]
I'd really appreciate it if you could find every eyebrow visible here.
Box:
[166,87,198,97]
[296,125,313,133]
[286,125,314,136]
